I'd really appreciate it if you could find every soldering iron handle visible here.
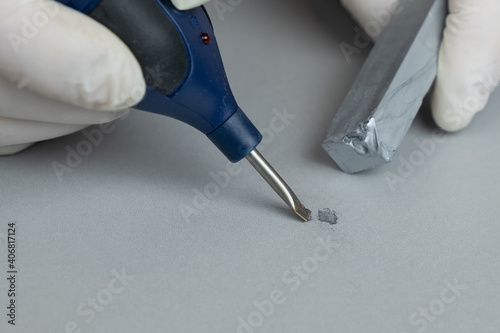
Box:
[58,0,263,162]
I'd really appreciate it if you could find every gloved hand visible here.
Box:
[0,0,208,156]
[340,0,500,132]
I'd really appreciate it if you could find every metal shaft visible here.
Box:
[245,149,311,221]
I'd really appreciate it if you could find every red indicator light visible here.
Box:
[201,33,211,45]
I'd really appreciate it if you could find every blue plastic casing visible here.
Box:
[57,0,262,163]
[58,0,100,13]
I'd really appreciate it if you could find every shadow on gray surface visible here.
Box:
[416,92,439,130]
[3,114,223,192]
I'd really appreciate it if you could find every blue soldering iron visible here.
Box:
[57,0,310,221]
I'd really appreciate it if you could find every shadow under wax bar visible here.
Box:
[322,0,447,174]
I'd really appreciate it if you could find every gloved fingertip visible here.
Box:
[105,66,146,111]
[0,3,147,113]
[171,0,210,10]
[0,143,34,156]
[430,84,476,132]
[75,42,147,112]
[430,0,500,132]
[339,0,401,41]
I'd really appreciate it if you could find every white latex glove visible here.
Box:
[340,0,500,132]
[0,0,208,155]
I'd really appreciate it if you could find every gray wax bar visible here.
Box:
[322,0,447,174]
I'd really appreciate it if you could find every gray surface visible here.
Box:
[323,0,446,173]
[1,0,500,332]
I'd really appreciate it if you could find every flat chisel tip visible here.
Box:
[295,205,312,222]
[245,149,311,222]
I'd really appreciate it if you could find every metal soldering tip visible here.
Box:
[245,149,311,222]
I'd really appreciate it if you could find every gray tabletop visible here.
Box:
[1,0,499,332]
